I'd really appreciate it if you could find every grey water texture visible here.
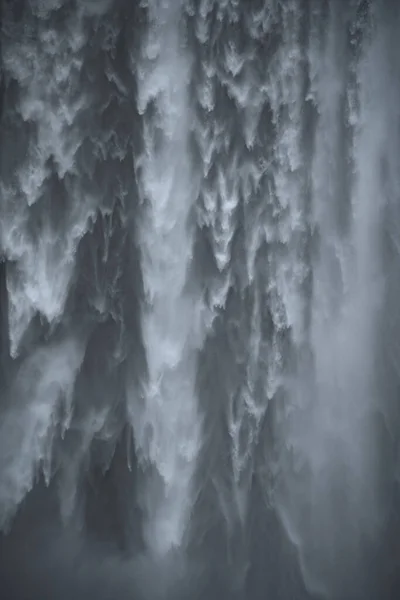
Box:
[1,1,400,599]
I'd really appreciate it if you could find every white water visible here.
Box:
[275,2,398,594]
[0,6,93,357]
[1,2,400,598]
[129,0,204,557]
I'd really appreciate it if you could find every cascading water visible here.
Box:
[129,0,203,557]
[1,1,400,599]
[274,3,390,595]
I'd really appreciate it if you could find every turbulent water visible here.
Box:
[1,1,400,599]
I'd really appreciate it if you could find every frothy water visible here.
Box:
[130,0,203,556]
[1,2,400,599]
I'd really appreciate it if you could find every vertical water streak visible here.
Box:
[275,2,391,595]
[131,0,203,557]
[0,3,95,357]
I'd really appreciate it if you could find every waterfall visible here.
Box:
[1,2,400,599]
[275,2,392,594]
[129,0,203,557]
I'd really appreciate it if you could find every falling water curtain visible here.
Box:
[1,2,400,599]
